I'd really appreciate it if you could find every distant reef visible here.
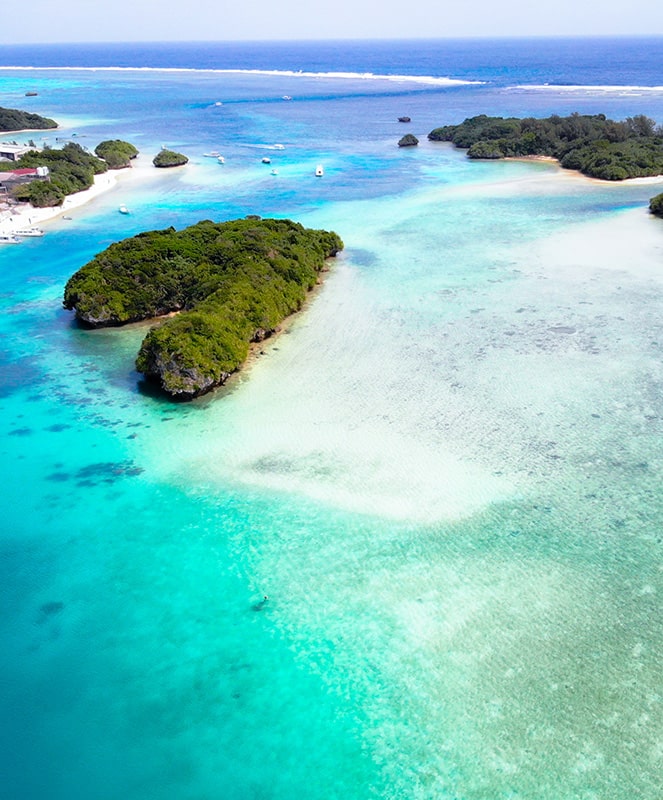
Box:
[0,106,57,131]
[428,113,663,181]
[63,217,343,399]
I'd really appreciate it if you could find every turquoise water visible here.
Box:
[1,42,663,798]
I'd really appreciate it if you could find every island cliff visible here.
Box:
[63,218,343,399]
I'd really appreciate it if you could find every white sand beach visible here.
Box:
[0,158,158,234]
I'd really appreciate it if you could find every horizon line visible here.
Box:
[2,33,663,47]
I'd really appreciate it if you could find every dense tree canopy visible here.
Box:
[153,149,188,168]
[650,193,663,217]
[428,113,663,180]
[9,142,108,206]
[63,218,343,399]
[0,106,57,131]
[94,139,139,169]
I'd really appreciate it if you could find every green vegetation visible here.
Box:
[7,142,107,207]
[428,113,663,180]
[95,139,139,169]
[153,149,188,168]
[398,133,419,147]
[650,193,663,217]
[63,218,344,399]
[0,106,57,131]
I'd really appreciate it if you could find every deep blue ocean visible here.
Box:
[1,38,662,800]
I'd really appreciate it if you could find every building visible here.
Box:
[0,166,49,194]
[0,143,33,162]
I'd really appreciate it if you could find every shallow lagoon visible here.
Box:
[1,42,662,798]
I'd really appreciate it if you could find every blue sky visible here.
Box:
[2,0,663,43]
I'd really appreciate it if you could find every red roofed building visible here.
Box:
[0,165,49,193]
[5,168,39,177]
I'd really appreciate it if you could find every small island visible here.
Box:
[428,113,663,180]
[650,193,663,217]
[153,149,188,168]
[63,217,343,399]
[398,133,419,148]
[95,139,139,169]
[0,106,57,132]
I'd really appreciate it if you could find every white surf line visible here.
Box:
[508,83,663,93]
[0,64,484,87]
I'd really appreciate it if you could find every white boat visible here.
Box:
[217,155,225,164]
[0,234,20,244]
[273,143,285,150]
[315,164,324,177]
[203,151,220,158]
[119,205,129,214]
[270,169,279,175]
[262,157,271,164]
[13,227,45,237]
[282,96,292,101]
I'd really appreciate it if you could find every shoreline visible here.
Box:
[114,257,339,402]
[0,157,157,234]
[505,154,663,185]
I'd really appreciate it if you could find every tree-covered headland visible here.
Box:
[0,139,140,207]
[0,106,57,131]
[63,218,343,399]
[428,113,663,181]
[3,142,108,207]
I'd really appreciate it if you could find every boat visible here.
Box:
[119,205,129,214]
[13,226,45,237]
[262,157,271,164]
[217,155,225,164]
[273,144,285,150]
[282,96,292,101]
[0,234,20,244]
[398,116,411,123]
[203,151,220,157]
[62,215,73,220]
[25,91,38,97]
[315,164,324,177]
[270,169,279,175]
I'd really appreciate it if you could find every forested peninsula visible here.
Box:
[1,139,138,206]
[0,106,57,131]
[428,113,663,180]
[63,218,343,399]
